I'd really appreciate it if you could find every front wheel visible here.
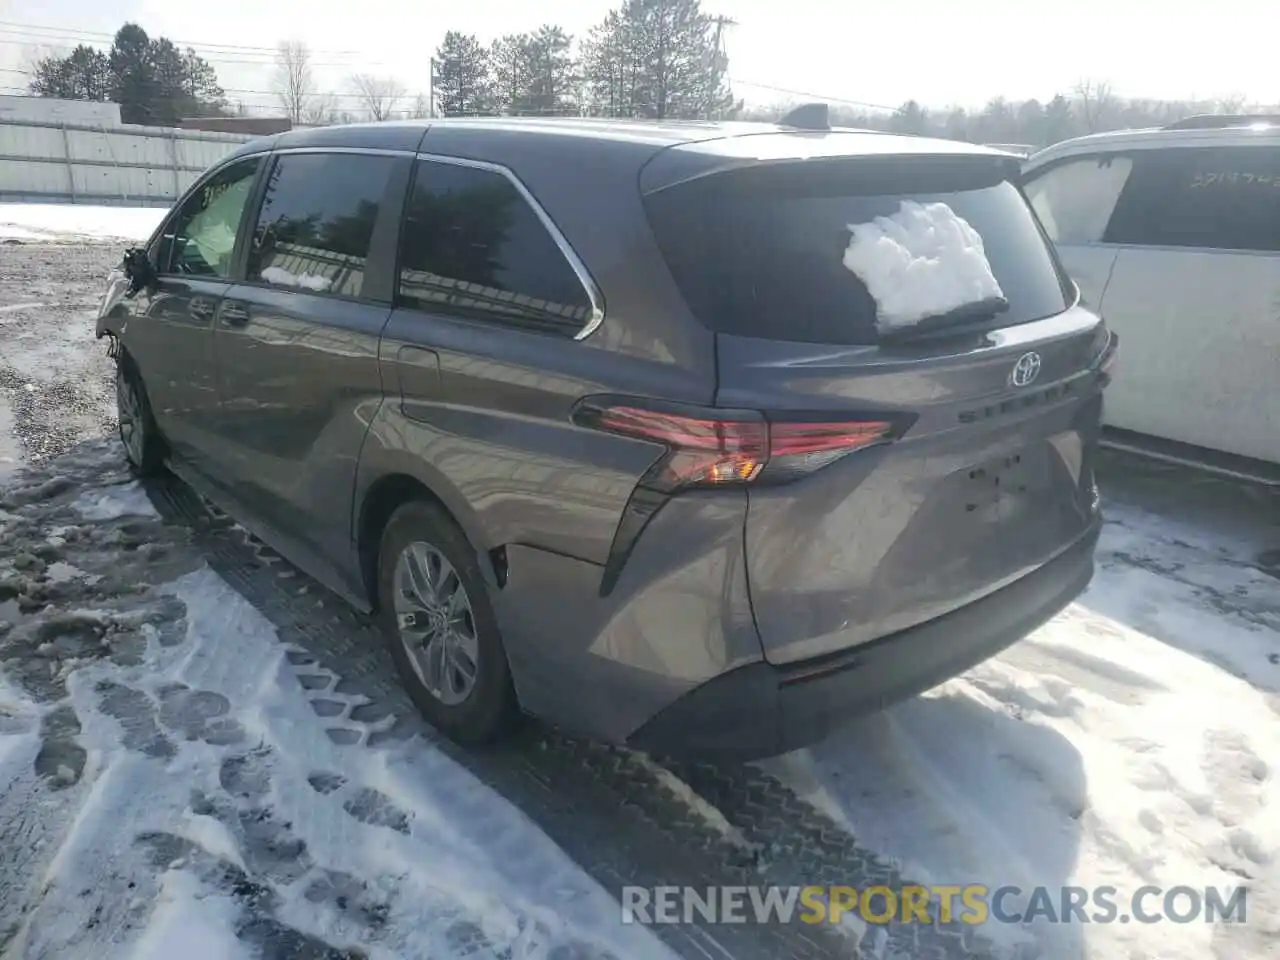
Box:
[377,500,519,745]
[115,357,165,476]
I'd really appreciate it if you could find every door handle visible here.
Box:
[189,296,216,321]
[220,300,251,327]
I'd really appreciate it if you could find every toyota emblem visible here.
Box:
[1010,351,1042,387]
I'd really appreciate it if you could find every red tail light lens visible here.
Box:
[576,399,896,490]
[764,420,893,481]
[594,405,768,487]
[578,398,904,596]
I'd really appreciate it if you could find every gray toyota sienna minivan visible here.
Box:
[95,108,1117,760]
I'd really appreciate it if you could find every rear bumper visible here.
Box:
[627,517,1101,761]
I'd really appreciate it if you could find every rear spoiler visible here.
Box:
[640,146,1024,197]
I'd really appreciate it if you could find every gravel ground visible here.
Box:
[0,244,119,468]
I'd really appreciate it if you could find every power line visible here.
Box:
[728,78,895,112]
[0,71,425,102]
[0,35,388,70]
[0,20,365,56]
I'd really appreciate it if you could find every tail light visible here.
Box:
[1099,330,1119,378]
[573,399,900,492]
[574,397,907,596]
[1091,326,1118,385]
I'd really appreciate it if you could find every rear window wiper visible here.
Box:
[875,295,1010,345]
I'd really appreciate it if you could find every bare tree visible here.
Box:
[1073,78,1117,133]
[1214,93,1248,114]
[273,41,315,122]
[302,92,338,125]
[409,92,432,118]
[350,73,406,120]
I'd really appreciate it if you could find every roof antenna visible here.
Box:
[778,102,830,131]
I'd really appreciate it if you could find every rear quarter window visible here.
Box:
[395,159,596,336]
[643,157,1072,345]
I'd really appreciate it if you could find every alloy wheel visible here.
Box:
[392,540,479,706]
[116,366,145,466]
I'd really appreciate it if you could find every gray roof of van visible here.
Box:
[1024,122,1280,168]
[227,116,1011,170]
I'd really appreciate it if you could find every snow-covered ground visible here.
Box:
[0,450,677,960]
[770,482,1280,960]
[2,203,1279,960]
[0,205,164,245]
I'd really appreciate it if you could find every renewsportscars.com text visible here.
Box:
[621,884,1248,926]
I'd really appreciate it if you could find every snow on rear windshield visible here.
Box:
[840,200,1006,333]
[643,167,1071,345]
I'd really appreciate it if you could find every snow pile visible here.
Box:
[769,498,1280,960]
[71,481,160,521]
[0,204,166,243]
[842,200,1005,332]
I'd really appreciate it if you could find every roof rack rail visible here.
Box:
[777,102,830,131]
[1163,113,1280,131]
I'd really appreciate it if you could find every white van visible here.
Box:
[1021,116,1280,469]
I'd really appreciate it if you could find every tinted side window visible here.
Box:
[1023,155,1134,244]
[396,160,594,335]
[1104,146,1280,252]
[246,152,398,299]
[157,157,261,278]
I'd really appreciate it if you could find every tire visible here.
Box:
[376,500,519,745]
[115,354,166,476]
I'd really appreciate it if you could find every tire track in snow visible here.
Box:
[147,463,1016,960]
[2,446,665,959]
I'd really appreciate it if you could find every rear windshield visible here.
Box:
[642,156,1072,344]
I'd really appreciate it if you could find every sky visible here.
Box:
[0,0,1275,116]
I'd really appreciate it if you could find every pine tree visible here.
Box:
[109,23,159,124]
[580,12,633,117]
[525,25,578,117]
[31,24,225,123]
[182,49,226,116]
[28,44,111,101]
[579,0,733,121]
[433,32,495,117]
[890,100,928,136]
[490,33,534,116]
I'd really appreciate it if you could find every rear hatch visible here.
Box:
[642,145,1112,665]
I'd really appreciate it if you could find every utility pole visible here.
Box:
[428,58,435,118]
[707,14,737,119]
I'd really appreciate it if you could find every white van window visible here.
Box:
[1023,155,1133,245]
[1103,146,1280,252]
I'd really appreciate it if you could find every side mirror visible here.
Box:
[121,247,158,298]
